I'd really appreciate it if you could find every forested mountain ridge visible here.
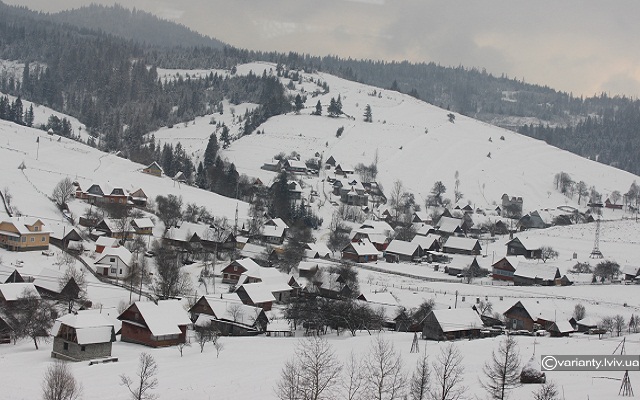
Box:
[48,4,226,49]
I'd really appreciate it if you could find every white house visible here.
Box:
[94,246,132,279]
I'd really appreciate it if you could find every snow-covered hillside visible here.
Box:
[153,62,640,213]
[0,120,249,223]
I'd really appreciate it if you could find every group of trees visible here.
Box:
[276,336,471,400]
[0,95,33,127]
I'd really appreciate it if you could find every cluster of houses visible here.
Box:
[75,183,148,208]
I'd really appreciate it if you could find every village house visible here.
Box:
[547,320,574,337]
[441,236,481,255]
[503,300,557,331]
[411,234,441,254]
[94,236,119,254]
[51,312,115,361]
[304,271,353,299]
[93,218,134,241]
[342,240,379,263]
[142,161,163,177]
[131,218,154,235]
[571,316,598,333]
[221,258,263,285]
[235,283,276,311]
[605,198,623,210]
[434,216,464,237]
[48,224,83,252]
[506,237,542,259]
[297,261,320,278]
[421,308,484,341]
[260,218,289,245]
[351,229,390,251]
[491,256,520,281]
[118,300,191,347]
[325,155,337,168]
[334,164,355,176]
[189,296,269,336]
[0,217,50,252]
[128,188,148,207]
[0,282,41,307]
[94,246,132,280]
[384,240,422,263]
[304,243,331,259]
[333,178,369,207]
[165,221,236,253]
[622,265,640,282]
[518,210,553,230]
[0,265,24,284]
[412,211,432,225]
[414,224,436,237]
[501,193,523,216]
[281,159,308,174]
[513,262,561,286]
[32,267,81,302]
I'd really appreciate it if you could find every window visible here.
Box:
[63,342,69,350]
[22,237,26,242]
[41,237,46,242]
[233,265,238,271]
[119,269,122,274]
[111,268,117,274]
[110,258,116,262]
[81,346,86,352]
[30,237,35,242]
[33,226,39,231]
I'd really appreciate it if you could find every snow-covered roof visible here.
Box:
[0,283,40,301]
[415,225,435,236]
[509,236,542,250]
[298,261,319,273]
[285,159,307,169]
[238,283,276,304]
[52,312,114,345]
[166,221,211,241]
[126,300,191,336]
[0,265,20,283]
[358,291,398,306]
[196,296,265,327]
[1,217,49,235]
[576,317,598,327]
[359,219,394,235]
[510,300,558,322]
[430,308,483,333]
[385,240,421,256]
[551,320,574,333]
[305,243,331,258]
[411,234,440,249]
[95,246,132,266]
[345,240,379,256]
[443,236,479,251]
[622,265,640,276]
[48,223,78,241]
[32,267,67,293]
[436,216,463,233]
[413,211,431,222]
[133,217,154,229]
[262,224,285,238]
[229,258,263,277]
[514,262,559,281]
[95,236,119,248]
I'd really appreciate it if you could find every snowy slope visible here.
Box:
[150,62,640,213]
[0,120,249,223]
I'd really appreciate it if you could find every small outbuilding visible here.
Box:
[421,308,484,341]
[51,312,115,361]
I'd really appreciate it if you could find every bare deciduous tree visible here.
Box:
[275,336,342,400]
[573,303,586,321]
[409,350,430,400]
[613,314,626,337]
[539,246,559,263]
[430,344,466,400]
[11,290,57,349]
[532,381,559,400]
[343,351,365,400]
[480,335,521,400]
[42,360,82,400]
[176,341,191,357]
[120,352,158,400]
[213,339,224,358]
[363,336,406,400]
[51,178,75,208]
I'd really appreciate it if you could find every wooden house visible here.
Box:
[95,236,119,254]
[94,218,134,241]
[142,161,163,177]
[51,312,115,361]
[411,234,441,254]
[189,296,268,336]
[304,243,331,259]
[49,224,83,252]
[0,266,24,284]
[118,300,191,347]
[0,217,50,252]
[0,283,41,307]
[622,265,640,282]
[235,284,276,311]
[128,188,148,207]
[441,237,481,255]
[0,313,13,343]
[503,300,556,331]
[131,218,154,235]
[33,267,81,301]
[384,240,422,263]
[573,317,598,333]
[435,216,464,237]
[421,308,484,341]
[412,211,432,224]
[221,258,262,285]
[547,320,574,337]
[518,211,550,230]
[325,156,337,167]
[506,237,542,259]
[342,240,379,263]
[297,261,319,278]
[335,164,355,176]
[491,256,520,281]
[605,198,623,210]
[513,263,561,286]
[282,159,308,174]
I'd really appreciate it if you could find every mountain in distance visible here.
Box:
[48,3,226,49]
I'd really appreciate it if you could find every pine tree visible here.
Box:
[203,133,219,168]
[314,100,322,116]
[220,125,231,149]
[294,94,304,113]
[24,104,34,127]
[364,104,372,122]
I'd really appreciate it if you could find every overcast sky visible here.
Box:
[8,0,640,98]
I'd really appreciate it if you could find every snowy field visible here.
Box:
[1,328,638,400]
